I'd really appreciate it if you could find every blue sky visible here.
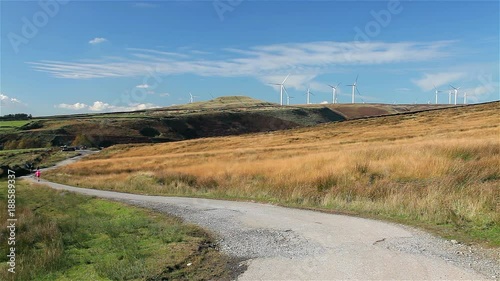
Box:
[1,0,498,116]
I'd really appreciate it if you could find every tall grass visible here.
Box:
[47,102,500,246]
[0,181,237,280]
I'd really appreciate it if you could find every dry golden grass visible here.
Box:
[47,102,500,245]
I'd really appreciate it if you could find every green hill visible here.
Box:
[0,96,455,150]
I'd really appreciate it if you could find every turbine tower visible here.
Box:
[433,85,443,104]
[285,91,294,105]
[450,85,460,105]
[328,83,341,104]
[463,92,467,105]
[189,92,194,103]
[346,75,358,104]
[448,89,452,104]
[306,88,314,105]
[269,74,290,106]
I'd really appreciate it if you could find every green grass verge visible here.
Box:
[0,180,241,281]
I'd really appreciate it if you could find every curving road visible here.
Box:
[23,152,496,280]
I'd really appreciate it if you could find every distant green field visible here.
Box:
[0,120,32,132]
[89,114,146,118]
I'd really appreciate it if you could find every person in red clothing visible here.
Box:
[35,168,41,182]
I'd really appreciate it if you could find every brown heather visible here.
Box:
[47,102,500,245]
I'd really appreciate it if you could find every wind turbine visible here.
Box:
[463,92,467,105]
[285,91,294,105]
[306,88,314,105]
[448,89,452,104]
[188,92,199,103]
[328,83,341,104]
[450,85,460,105]
[346,75,358,104]
[433,85,443,104]
[269,74,290,106]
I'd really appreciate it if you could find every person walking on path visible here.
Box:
[35,168,41,182]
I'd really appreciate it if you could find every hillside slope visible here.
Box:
[48,101,500,246]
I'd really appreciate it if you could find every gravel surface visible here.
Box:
[126,200,325,259]
[379,226,499,280]
[122,198,498,280]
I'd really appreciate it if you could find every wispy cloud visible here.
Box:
[55,101,160,112]
[135,84,150,89]
[261,73,318,92]
[89,37,108,45]
[133,2,157,8]
[412,72,467,91]
[395,87,411,92]
[29,41,453,84]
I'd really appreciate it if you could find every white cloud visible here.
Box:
[1,94,25,115]
[412,72,467,91]
[55,101,160,112]
[135,84,150,89]
[0,93,23,107]
[88,101,111,111]
[89,37,107,45]
[29,40,452,80]
[158,93,170,97]
[56,102,88,110]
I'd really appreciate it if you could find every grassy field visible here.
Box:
[46,102,500,246]
[0,180,239,280]
[0,120,32,132]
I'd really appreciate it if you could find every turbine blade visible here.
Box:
[282,73,290,84]
[328,84,334,88]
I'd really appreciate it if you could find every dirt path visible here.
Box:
[23,153,497,280]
